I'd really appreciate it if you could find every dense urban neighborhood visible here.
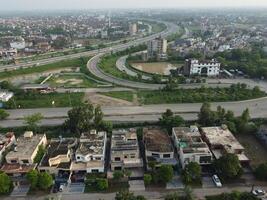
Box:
[1,2,267,200]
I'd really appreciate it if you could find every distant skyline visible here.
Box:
[1,0,267,11]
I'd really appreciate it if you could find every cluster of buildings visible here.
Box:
[172,16,267,57]
[0,124,248,187]
[0,14,152,61]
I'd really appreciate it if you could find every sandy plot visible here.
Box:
[83,93,134,106]
[56,78,83,85]
[131,62,179,75]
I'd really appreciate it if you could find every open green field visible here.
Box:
[99,91,134,102]
[48,74,100,88]
[137,87,266,104]
[100,85,266,105]
[5,92,84,109]
[0,58,88,80]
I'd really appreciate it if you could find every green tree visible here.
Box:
[158,165,174,183]
[38,172,53,190]
[214,153,243,180]
[96,178,108,191]
[115,190,147,200]
[115,190,135,200]
[198,103,217,126]
[34,145,46,163]
[0,172,12,194]
[0,109,9,120]
[26,170,39,189]
[94,105,104,131]
[254,162,267,181]
[24,113,43,132]
[182,162,201,185]
[65,102,94,134]
[113,171,124,181]
[165,192,180,200]
[159,109,185,133]
[144,174,152,186]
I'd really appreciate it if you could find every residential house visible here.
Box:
[172,126,213,169]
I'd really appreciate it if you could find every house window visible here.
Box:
[21,160,29,164]
[152,153,160,158]
[163,154,171,158]
[124,155,128,159]
[95,157,101,160]
[91,169,99,173]
[10,160,17,164]
[114,157,121,161]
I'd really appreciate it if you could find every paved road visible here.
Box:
[0,20,175,72]
[2,185,266,200]
[87,22,187,89]
[88,54,165,89]
[1,96,267,127]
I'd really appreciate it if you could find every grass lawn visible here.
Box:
[236,134,267,169]
[100,91,134,102]
[137,87,266,104]
[5,92,84,109]
[101,86,266,105]
[48,74,100,88]
[0,57,88,79]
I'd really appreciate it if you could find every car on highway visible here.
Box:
[252,189,266,197]
[212,174,222,187]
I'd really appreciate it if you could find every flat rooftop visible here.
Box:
[201,126,244,153]
[6,133,45,159]
[40,138,76,167]
[111,129,139,152]
[173,126,211,154]
[1,163,36,174]
[77,131,106,156]
[144,128,173,153]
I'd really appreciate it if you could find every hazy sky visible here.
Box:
[1,0,267,10]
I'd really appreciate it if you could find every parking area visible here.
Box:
[166,176,184,189]
[129,180,145,191]
[65,183,85,194]
[10,185,30,197]
[202,176,216,188]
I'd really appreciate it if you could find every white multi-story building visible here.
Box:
[110,129,143,172]
[184,59,220,77]
[0,133,16,163]
[129,23,137,36]
[147,37,167,60]
[172,126,213,169]
[71,130,107,173]
[10,37,26,50]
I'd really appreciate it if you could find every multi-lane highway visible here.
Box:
[0,21,178,72]
[1,96,267,127]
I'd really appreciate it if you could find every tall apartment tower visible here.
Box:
[147,36,167,60]
[129,23,137,36]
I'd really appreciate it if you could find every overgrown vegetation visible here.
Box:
[5,92,84,109]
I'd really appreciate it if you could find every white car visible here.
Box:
[252,189,266,196]
[212,174,222,187]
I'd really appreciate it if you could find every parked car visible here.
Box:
[252,189,266,196]
[212,174,222,187]
[59,184,65,192]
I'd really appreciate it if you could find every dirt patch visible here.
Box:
[236,134,267,168]
[131,62,180,75]
[56,78,83,85]
[83,93,134,106]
